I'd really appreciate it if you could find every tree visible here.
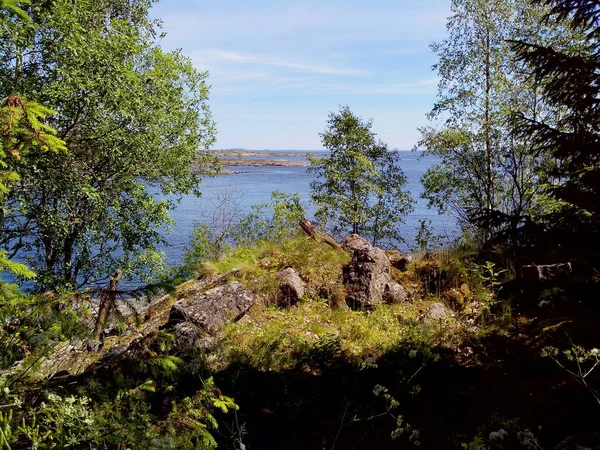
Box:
[510,0,600,263]
[417,0,582,245]
[0,0,216,290]
[0,1,66,295]
[309,106,413,247]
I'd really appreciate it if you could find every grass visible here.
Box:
[198,237,350,305]
[211,298,469,373]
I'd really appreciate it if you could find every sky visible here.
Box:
[150,0,452,150]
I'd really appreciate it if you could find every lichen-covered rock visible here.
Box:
[168,281,255,334]
[276,267,306,307]
[422,303,451,323]
[342,234,372,252]
[342,235,392,308]
[170,322,213,351]
[383,281,409,303]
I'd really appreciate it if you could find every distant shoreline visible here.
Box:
[210,149,322,158]
[209,149,321,169]
[218,158,309,167]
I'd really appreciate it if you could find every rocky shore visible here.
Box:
[210,149,323,170]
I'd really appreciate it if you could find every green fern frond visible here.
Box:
[0,0,31,21]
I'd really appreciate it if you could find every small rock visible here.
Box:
[276,267,306,307]
[422,303,451,323]
[383,282,409,303]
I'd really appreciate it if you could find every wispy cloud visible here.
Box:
[150,0,451,149]
[194,49,368,76]
[343,78,439,95]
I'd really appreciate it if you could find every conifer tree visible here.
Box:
[510,0,600,262]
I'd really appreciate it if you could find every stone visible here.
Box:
[168,281,255,335]
[276,267,306,307]
[342,234,372,252]
[170,322,213,351]
[342,234,393,308]
[386,250,413,272]
[422,303,451,323]
[520,263,572,282]
[383,281,409,303]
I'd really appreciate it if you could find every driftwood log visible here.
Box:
[94,270,122,338]
[299,218,342,250]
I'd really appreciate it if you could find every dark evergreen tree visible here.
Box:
[510,0,600,265]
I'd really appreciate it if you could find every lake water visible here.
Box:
[158,150,457,267]
[2,150,457,288]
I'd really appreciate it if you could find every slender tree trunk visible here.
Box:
[485,25,493,220]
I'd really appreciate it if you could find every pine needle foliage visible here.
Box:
[510,0,600,261]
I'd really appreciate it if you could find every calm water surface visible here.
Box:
[158,150,456,266]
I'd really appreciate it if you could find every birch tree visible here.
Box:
[418,0,580,244]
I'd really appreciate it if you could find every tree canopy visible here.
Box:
[510,0,600,264]
[0,0,216,290]
[309,106,413,247]
[418,0,585,250]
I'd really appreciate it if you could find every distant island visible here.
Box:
[210,149,324,169]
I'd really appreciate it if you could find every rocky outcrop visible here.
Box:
[276,267,306,307]
[342,234,409,309]
[168,281,255,335]
[29,280,256,377]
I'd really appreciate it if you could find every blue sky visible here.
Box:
[150,0,451,150]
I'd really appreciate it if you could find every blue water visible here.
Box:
[159,150,456,266]
[2,150,456,288]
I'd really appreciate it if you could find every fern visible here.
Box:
[0,0,30,21]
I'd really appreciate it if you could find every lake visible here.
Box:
[158,150,457,267]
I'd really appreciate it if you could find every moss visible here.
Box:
[213,298,466,372]
[198,237,350,306]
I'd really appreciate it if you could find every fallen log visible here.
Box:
[299,218,342,250]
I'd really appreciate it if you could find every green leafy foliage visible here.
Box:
[233,190,306,247]
[0,95,66,293]
[418,0,584,246]
[0,0,217,290]
[309,106,413,247]
[183,191,306,277]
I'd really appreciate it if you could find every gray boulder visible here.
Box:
[342,234,372,252]
[383,281,409,304]
[170,322,213,351]
[422,303,451,323]
[342,235,393,308]
[168,281,255,335]
[276,267,306,307]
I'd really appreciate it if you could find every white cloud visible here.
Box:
[192,49,368,76]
